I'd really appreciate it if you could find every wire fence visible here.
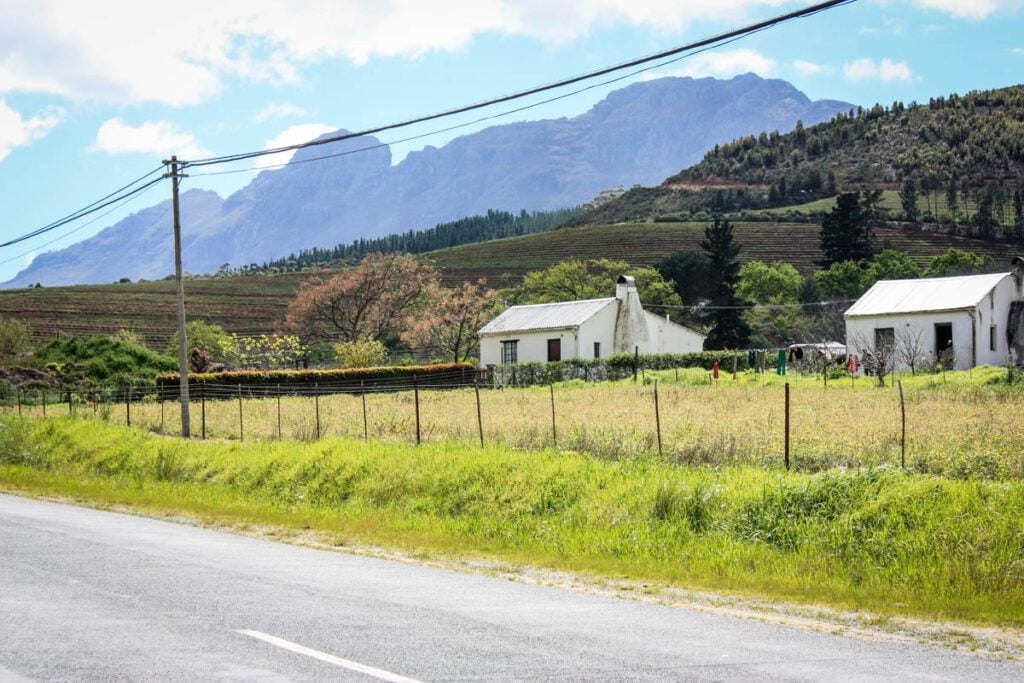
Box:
[4,368,1019,478]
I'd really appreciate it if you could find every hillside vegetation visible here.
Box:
[578,84,1024,230]
[2,220,1019,348]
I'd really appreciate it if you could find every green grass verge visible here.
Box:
[2,415,1023,626]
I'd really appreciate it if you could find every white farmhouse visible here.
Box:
[844,257,1024,371]
[479,276,705,366]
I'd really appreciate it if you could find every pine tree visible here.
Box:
[819,192,877,267]
[700,218,751,350]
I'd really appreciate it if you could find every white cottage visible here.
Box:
[479,276,705,366]
[844,258,1024,371]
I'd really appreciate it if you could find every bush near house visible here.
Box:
[155,362,476,395]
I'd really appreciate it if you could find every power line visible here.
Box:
[0,179,164,267]
[0,175,166,250]
[645,299,856,311]
[190,22,781,179]
[183,0,857,170]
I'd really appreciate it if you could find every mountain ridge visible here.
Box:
[4,74,852,288]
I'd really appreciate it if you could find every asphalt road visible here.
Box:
[1,492,1020,682]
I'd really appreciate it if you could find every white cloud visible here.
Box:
[0,1,797,107]
[911,0,1023,20]
[1011,47,1024,55]
[658,49,776,79]
[843,57,914,83]
[256,102,309,122]
[261,123,338,168]
[792,60,830,76]
[0,99,64,162]
[89,119,212,159]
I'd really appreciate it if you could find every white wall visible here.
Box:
[845,277,1017,371]
[578,302,618,359]
[480,302,705,365]
[480,328,579,366]
[642,311,705,354]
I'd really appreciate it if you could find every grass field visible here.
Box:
[10,366,1024,480]
[2,219,1019,350]
[2,412,1023,627]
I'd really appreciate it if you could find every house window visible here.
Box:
[547,339,562,362]
[990,325,998,352]
[594,342,601,359]
[501,340,518,365]
[874,327,895,351]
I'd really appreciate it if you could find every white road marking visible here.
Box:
[238,629,424,682]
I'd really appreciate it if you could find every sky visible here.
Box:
[2,0,1024,284]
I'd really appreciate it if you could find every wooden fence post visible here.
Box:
[277,384,282,440]
[654,378,662,457]
[784,382,790,471]
[361,380,368,441]
[414,376,421,445]
[238,384,244,441]
[125,384,130,426]
[201,384,207,440]
[549,383,557,447]
[475,380,484,447]
[898,380,906,468]
[314,382,321,440]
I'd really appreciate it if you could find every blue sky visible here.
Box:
[2,0,1024,283]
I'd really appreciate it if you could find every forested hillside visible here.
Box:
[576,84,1024,237]
[251,208,578,274]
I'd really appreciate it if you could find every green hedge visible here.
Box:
[156,363,476,395]
[492,351,748,386]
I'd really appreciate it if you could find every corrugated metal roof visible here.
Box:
[844,272,1009,318]
[479,298,616,335]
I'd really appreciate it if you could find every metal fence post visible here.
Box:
[125,384,131,427]
[201,384,207,440]
[277,384,282,440]
[42,389,47,417]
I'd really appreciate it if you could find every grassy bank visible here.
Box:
[2,415,1022,626]
[11,366,1024,479]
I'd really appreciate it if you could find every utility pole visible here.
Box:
[164,156,191,437]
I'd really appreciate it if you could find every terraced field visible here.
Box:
[2,221,1020,348]
[427,221,1022,288]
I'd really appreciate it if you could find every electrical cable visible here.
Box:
[0,174,166,249]
[0,178,165,267]
[183,0,857,170]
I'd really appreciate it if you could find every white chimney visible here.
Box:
[613,275,649,354]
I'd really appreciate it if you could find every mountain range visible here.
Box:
[4,73,851,288]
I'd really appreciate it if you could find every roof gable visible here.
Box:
[844,272,1010,318]
[479,298,616,335]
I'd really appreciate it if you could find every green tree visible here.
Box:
[814,260,874,300]
[819,191,877,266]
[899,180,919,222]
[869,249,920,281]
[0,315,31,355]
[166,320,233,362]
[516,258,681,307]
[656,251,716,304]
[923,248,994,277]
[701,218,750,349]
[736,260,802,305]
[334,339,388,368]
